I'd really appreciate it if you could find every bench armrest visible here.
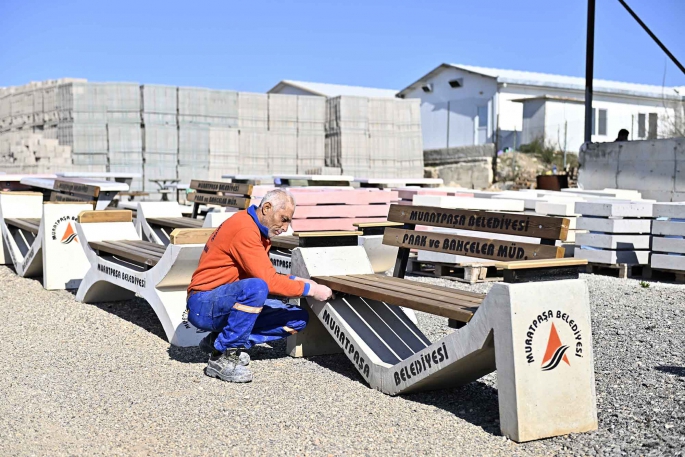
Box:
[78,210,132,223]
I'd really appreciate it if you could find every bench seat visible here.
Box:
[5,218,41,234]
[271,235,299,250]
[88,240,165,266]
[147,217,204,229]
[313,274,484,323]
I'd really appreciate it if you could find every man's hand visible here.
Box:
[292,276,317,287]
[307,283,334,302]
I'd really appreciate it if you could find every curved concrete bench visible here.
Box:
[288,244,597,443]
[75,210,214,346]
[0,191,93,289]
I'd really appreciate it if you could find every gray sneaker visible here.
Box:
[205,349,253,383]
[199,334,250,365]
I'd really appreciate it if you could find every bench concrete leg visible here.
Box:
[287,304,343,357]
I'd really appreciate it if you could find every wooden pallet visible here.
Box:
[585,263,647,279]
[406,259,503,284]
[643,267,685,284]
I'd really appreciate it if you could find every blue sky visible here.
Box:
[1,0,683,91]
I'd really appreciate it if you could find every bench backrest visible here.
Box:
[383,204,571,278]
[188,180,253,217]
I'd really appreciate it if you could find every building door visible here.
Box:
[476,105,488,145]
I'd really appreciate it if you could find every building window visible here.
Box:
[448,78,463,88]
[598,109,607,136]
[638,113,646,138]
[648,113,658,139]
[477,105,488,128]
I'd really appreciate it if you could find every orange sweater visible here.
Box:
[188,209,305,297]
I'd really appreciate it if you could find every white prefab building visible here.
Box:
[397,63,684,152]
[268,80,398,98]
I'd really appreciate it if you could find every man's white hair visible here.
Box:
[258,188,296,210]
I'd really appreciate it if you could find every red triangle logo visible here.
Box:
[61,222,78,244]
[541,322,570,371]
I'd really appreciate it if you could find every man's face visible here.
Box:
[259,201,294,238]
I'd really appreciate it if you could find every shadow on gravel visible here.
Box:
[307,355,501,436]
[87,297,168,341]
[655,365,685,377]
[167,338,292,364]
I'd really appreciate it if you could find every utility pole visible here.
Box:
[584,0,596,144]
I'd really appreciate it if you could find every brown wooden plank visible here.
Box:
[187,192,251,209]
[294,231,363,237]
[89,241,161,266]
[387,204,570,241]
[147,217,203,229]
[337,274,482,308]
[54,179,100,197]
[169,228,215,245]
[5,218,41,234]
[361,274,485,304]
[78,210,132,224]
[495,258,588,270]
[313,275,476,322]
[109,240,167,260]
[50,192,96,205]
[271,235,299,250]
[377,275,487,300]
[383,227,564,262]
[125,240,167,253]
[352,221,404,228]
[189,180,253,196]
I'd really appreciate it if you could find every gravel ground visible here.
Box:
[0,266,683,456]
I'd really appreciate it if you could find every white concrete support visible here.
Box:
[74,220,209,346]
[359,234,398,273]
[0,194,92,289]
[290,245,597,442]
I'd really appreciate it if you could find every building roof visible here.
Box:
[398,63,684,100]
[268,80,398,98]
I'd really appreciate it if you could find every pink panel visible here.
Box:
[293,204,390,219]
[291,217,387,231]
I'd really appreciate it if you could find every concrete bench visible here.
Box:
[0,191,94,289]
[284,206,596,442]
[74,210,216,346]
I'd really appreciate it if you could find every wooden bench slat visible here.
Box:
[359,275,485,304]
[5,218,41,234]
[189,180,253,196]
[79,210,132,224]
[387,204,570,241]
[89,241,162,266]
[169,228,214,245]
[313,275,477,323]
[271,235,299,250]
[376,275,487,300]
[106,241,166,262]
[334,274,483,309]
[147,217,204,229]
[125,240,167,253]
[383,228,564,263]
[187,192,251,209]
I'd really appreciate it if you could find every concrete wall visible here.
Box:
[579,138,685,202]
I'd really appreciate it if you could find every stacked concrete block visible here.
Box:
[0,131,72,173]
[178,123,210,175]
[0,87,13,131]
[104,83,141,124]
[534,199,588,247]
[296,96,325,173]
[326,96,423,179]
[268,130,297,174]
[207,89,238,127]
[574,201,654,265]
[108,122,143,191]
[238,129,269,174]
[141,85,177,125]
[650,203,685,272]
[238,92,268,130]
[141,84,178,191]
[208,126,239,175]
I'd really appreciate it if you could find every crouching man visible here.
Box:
[186,189,333,383]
